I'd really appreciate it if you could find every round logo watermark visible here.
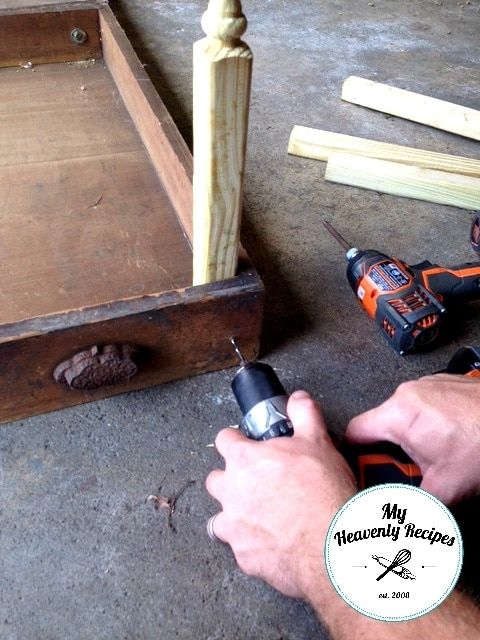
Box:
[325,484,463,621]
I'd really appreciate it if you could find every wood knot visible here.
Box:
[54,344,138,390]
[201,0,247,42]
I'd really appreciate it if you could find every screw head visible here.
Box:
[70,27,88,45]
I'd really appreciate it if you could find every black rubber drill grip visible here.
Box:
[231,363,287,414]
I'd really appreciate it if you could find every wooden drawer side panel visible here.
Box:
[99,7,193,244]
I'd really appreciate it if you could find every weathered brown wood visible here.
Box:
[0,2,264,424]
[99,7,194,245]
[0,8,102,67]
[0,60,192,325]
[0,61,140,166]
[0,1,104,11]
[0,272,264,424]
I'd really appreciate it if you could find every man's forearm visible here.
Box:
[307,578,480,640]
[206,391,480,639]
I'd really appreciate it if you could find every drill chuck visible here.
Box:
[230,346,294,441]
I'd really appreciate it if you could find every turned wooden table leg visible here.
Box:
[192,0,253,285]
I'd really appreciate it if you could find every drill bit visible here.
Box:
[322,221,352,251]
[230,337,248,366]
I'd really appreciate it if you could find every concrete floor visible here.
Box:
[2,1,480,638]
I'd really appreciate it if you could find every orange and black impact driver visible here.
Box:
[230,338,480,489]
[324,221,480,355]
[341,345,480,489]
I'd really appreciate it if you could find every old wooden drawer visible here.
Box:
[0,0,263,423]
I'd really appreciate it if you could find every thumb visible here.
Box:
[346,401,405,445]
[287,390,329,443]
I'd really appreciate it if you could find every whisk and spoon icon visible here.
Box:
[374,549,412,581]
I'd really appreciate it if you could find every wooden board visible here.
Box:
[99,8,193,244]
[0,7,102,67]
[0,61,192,325]
[325,153,480,210]
[288,126,480,177]
[0,272,263,424]
[0,1,103,9]
[342,76,480,142]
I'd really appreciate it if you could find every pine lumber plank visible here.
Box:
[288,126,480,178]
[192,0,252,285]
[325,153,480,210]
[342,76,480,142]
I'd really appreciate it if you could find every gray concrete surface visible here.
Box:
[1,1,480,638]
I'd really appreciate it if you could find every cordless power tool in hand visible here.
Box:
[324,221,480,355]
[341,345,480,489]
[230,339,480,489]
[230,338,294,440]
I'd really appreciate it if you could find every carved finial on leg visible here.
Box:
[201,0,247,42]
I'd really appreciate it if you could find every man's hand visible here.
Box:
[206,390,356,599]
[346,374,480,505]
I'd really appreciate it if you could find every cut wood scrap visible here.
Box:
[342,76,480,142]
[325,153,480,210]
[288,126,480,178]
[192,0,252,285]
